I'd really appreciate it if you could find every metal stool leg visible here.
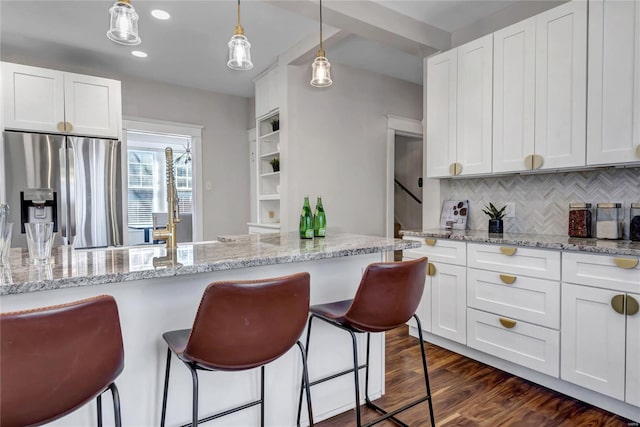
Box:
[415,315,436,427]
[109,383,122,427]
[297,315,315,426]
[296,340,314,426]
[188,364,199,427]
[348,329,362,427]
[160,347,172,427]
[260,366,265,427]
[97,393,103,427]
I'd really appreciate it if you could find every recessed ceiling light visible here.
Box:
[151,9,171,20]
[131,50,148,58]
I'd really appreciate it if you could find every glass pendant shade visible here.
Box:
[311,54,332,87]
[107,0,141,46]
[227,34,253,70]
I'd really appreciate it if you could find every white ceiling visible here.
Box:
[0,0,520,98]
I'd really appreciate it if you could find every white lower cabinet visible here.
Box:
[467,308,560,377]
[561,283,640,406]
[431,263,467,344]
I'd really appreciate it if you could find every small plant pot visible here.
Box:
[271,164,280,172]
[488,219,504,234]
[271,121,279,132]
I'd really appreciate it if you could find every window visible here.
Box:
[126,131,193,228]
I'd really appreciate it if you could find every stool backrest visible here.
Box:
[184,272,310,370]
[0,295,124,427]
[344,257,427,332]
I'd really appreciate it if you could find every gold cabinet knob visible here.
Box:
[449,162,462,176]
[613,257,639,269]
[499,274,517,285]
[424,238,437,246]
[427,262,436,276]
[65,122,73,132]
[611,294,625,315]
[499,246,517,256]
[57,122,66,132]
[627,295,639,316]
[524,154,534,170]
[532,154,543,169]
[499,317,517,329]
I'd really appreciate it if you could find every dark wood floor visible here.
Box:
[316,326,633,427]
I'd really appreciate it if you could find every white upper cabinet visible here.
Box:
[456,34,493,176]
[255,67,279,119]
[426,35,492,178]
[426,50,457,178]
[534,1,587,170]
[2,62,121,139]
[587,0,640,166]
[493,17,536,173]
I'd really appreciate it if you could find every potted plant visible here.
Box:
[270,118,280,132]
[269,157,280,172]
[483,203,506,234]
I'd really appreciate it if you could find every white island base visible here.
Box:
[1,253,385,426]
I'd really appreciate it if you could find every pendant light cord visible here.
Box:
[319,0,324,53]
[237,0,241,27]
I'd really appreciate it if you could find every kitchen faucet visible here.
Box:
[153,147,180,249]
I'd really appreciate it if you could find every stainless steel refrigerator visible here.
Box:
[2,131,123,249]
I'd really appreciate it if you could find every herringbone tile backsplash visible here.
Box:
[440,168,640,238]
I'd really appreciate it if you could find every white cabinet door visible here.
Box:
[2,62,65,134]
[535,0,587,170]
[426,50,457,178]
[456,34,493,176]
[627,292,640,407]
[561,283,626,401]
[587,0,640,166]
[493,17,536,173]
[64,73,121,139]
[431,262,467,344]
[266,67,279,114]
[255,73,270,119]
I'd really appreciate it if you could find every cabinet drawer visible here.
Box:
[467,243,560,280]
[467,308,559,377]
[467,268,560,329]
[563,252,640,293]
[402,237,466,265]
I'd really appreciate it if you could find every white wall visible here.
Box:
[0,54,251,240]
[284,62,422,236]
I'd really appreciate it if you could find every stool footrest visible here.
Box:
[309,364,367,387]
[177,399,262,427]
[362,395,431,427]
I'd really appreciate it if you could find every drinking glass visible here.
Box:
[25,222,55,264]
[0,222,13,265]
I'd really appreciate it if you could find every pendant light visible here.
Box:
[107,0,141,46]
[227,0,253,71]
[310,0,332,87]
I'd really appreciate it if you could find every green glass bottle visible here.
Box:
[299,196,314,239]
[313,197,326,237]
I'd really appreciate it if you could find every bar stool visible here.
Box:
[160,272,314,427]
[297,257,435,427]
[0,295,124,427]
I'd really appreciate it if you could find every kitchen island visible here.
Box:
[0,233,420,426]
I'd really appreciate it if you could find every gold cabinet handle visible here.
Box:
[65,122,73,132]
[449,162,462,176]
[424,238,437,246]
[627,295,639,316]
[500,247,517,256]
[57,121,66,132]
[613,258,639,269]
[499,274,517,285]
[427,262,436,276]
[611,294,625,315]
[524,154,534,170]
[532,154,543,169]
[499,317,516,329]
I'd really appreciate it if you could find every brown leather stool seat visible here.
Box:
[0,295,124,427]
[297,257,436,427]
[160,272,314,427]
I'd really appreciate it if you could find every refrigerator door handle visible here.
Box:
[67,147,76,244]
[59,146,68,243]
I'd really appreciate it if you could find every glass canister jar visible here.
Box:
[568,203,592,238]
[630,203,640,241]
[596,203,623,239]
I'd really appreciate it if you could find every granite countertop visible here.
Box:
[401,229,640,257]
[0,233,420,295]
